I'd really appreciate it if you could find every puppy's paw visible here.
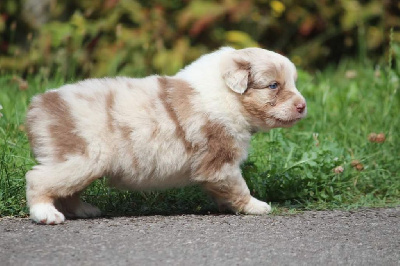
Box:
[30,203,66,225]
[72,202,102,218]
[242,197,271,215]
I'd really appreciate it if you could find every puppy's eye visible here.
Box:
[268,82,279,90]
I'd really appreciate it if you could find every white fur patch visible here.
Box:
[30,203,65,225]
[242,197,271,215]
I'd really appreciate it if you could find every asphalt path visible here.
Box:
[1,207,399,265]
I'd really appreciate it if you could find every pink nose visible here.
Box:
[295,102,306,114]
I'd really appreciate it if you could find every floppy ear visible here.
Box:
[220,53,250,94]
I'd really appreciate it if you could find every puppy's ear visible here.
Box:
[220,53,250,94]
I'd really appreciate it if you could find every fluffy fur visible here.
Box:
[25,47,307,224]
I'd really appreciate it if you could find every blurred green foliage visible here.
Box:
[0,0,399,78]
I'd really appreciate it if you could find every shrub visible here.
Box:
[1,0,399,78]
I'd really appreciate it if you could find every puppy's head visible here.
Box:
[221,47,307,130]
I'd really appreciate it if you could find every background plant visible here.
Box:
[1,0,400,79]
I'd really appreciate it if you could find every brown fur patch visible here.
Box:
[41,91,88,161]
[158,77,198,153]
[119,125,132,141]
[117,124,139,168]
[146,100,160,139]
[26,103,39,152]
[151,121,161,139]
[276,90,295,104]
[105,91,116,132]
[75,92,96,102]
[247,72,265,91]
[239,90,272,123]
[277,63,287,88]
[196,122,239,177]
[234,59,251,71]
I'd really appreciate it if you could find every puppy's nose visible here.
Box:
[295,102,306,114]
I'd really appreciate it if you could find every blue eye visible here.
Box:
[268,82,278,89]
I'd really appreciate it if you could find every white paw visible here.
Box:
[30,203,65,225]
[242,197,271,215]
[72,202,101,218]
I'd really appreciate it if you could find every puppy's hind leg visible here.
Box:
[26,162,101,224]
[56,193,101,219]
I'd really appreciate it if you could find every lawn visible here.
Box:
[0,54,399,217]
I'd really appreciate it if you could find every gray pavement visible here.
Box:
[1,207,399,265]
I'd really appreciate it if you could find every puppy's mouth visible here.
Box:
[273,117,303,126]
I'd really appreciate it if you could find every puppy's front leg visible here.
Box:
[201,172,271,215]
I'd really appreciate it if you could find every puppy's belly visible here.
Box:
[108,166,193,191]
[106,134,195,190]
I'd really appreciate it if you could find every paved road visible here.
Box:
[1,207,399,266]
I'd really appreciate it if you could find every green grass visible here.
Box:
[1,55,399,217]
